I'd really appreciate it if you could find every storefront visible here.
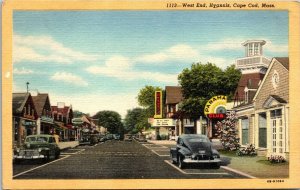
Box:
[204,95,227,139]
[13,93,38,147]
[253,57,289,158]
[152,119,176,140]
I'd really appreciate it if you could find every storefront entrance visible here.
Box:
[271,109,285,154]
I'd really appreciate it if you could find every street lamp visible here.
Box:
[26,82,30,93]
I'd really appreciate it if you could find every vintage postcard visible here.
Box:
[2,0,300,189]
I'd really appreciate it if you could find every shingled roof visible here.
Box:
[275,57,289,70]
[234,73,265,102]
[32,93,50,117]
[165,86,183,104]
[13,93,30,114]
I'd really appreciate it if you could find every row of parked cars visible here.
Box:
[79,133,121,145]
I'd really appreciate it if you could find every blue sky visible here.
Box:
[13,11,288,118]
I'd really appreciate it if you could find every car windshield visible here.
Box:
[25,136,48,143]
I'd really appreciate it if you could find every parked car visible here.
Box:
[170,134,221,169]
[14,134,60,163]
[80,134,98,145]
[98,134,107,142]
[113,134,121,140]
[124,134,133,141]
[106,133,113,140]
[136,134,147,142]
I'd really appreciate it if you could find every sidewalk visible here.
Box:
[147,140,176,145]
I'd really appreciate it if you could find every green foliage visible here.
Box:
[93,110,124,134]
[124,107,150,133]
[137,85,164,117]
[73,110,89,118]
[178,63,241,119]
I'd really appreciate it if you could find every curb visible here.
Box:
[221,166,256,178]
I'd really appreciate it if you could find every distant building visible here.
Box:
[52,103,74,141]
[32,93,55,136]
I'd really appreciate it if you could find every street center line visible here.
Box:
[13,155,70,178]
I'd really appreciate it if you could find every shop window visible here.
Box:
[270,109,282,118]
[241,118,249,145]
[258,113,267,148]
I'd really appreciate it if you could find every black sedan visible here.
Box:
[170,134,221,169]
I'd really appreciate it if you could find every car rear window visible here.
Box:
[188,138,209,143]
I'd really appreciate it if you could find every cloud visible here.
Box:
[49,92,139,119]
[50,72,88,86]
[206,38,288,54]
[13,67,34,75]
[13,34,100,64]
[86,55,178,83]
[136,44,200,63]
[264,40,288,54]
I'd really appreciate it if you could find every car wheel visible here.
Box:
[43,152,50,163]
[178,155,185,169]
[211,163,220,169]
[55,149,60,159]
[170,153,176,164]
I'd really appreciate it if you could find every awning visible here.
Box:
[54,122,68,130]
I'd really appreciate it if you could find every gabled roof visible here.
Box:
[263,95,287,109]
[51,105,72,117]
[253,57,289,101]
[234,73,265,102]
[32,93,50,117]
[274,57,289,70]
[165,86,183,104]
[13,93,30,114]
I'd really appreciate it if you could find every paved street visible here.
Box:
[13,140,246,179]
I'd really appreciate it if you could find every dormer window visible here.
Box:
[244,87,249,104]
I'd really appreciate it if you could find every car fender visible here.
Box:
[178,146,191,157]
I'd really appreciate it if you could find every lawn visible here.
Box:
[220,151,289,178]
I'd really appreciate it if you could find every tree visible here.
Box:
[178,63,241,120]
[124,108,150,134]
[93,110,123,134]
[214,111,240,151]
[137,85,164,118]
[73,110,89,118]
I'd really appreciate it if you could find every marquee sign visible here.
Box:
[152,119,175,127]
[154,91,162,118]
[204,95,227,119]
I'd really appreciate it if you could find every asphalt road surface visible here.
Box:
[13,140,247,179]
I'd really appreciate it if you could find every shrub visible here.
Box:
[268,154,286,163]
[236,144,257,156]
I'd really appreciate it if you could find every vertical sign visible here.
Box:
[154,91,162,118]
